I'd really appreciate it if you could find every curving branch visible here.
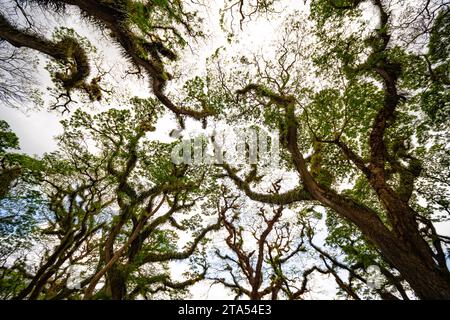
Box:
[0,12,101,104]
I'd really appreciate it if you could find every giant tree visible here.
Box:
[0,0,449,300]
[210,0,450,299]
[6,99,220,300]
[0,0,213,118]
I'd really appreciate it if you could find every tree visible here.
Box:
[0,0,212,119]
[0,0,449,300]
[211,0,450,299]
[0,120,46,299]
[0,120,42,198]
[5,100,220,300]
[304,209,412,300]
[209,185,326,300]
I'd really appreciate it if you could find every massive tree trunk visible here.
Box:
[106,267,127,300]
[284,0,450,299]
[284,102,450,299]
[233,79,450,299]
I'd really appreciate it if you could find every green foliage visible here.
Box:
[0,190,44,255]
[419,84,450,124]
[0,267,29,299]
[128,0,203,49]
[44,27,104,107]
[325,210,380,267]
[310,0,361,27]
[428,8,450,64]
[0,120,43,199]
[0,0,449,300]
[182,76,227,115]
[389,44,449,126]
[0,120,19,152]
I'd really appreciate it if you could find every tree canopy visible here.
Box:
[0,0,449,300]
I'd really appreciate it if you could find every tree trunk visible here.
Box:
[106,267,127,300]
[284,103,450,299]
